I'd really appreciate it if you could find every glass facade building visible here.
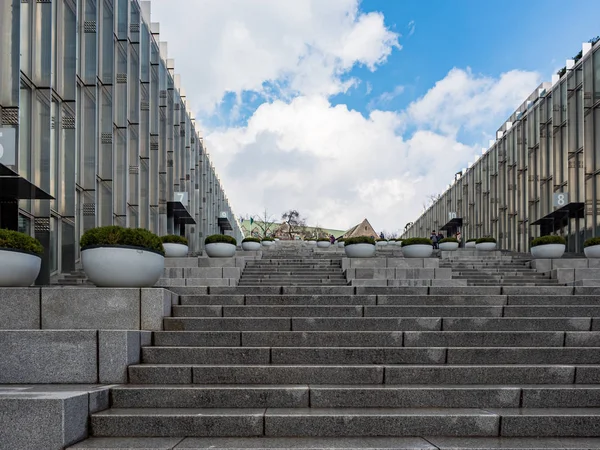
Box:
[402,41,600,254]
[0,0,242,283]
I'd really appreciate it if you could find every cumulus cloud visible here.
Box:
[149,0,400,112]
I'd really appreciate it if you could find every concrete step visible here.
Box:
[441,317,591,331]
[173,305,364,317]
[163,318,292,331]
[241,332,403,347]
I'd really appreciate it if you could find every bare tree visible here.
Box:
[250,209,278,238]
[281,209,306,240]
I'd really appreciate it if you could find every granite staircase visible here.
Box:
[238,258,348,286]
[71,257,600,449]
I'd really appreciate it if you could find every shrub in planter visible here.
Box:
[344,236,376,258]
[475,237,497,251]
[0,229,43,286]
[530,235,566,259]
[465,238,477,248]
[584,237,600,258]
[439,237,459,252]
[401,237,433,258]
[205,234,237,257]
[376,238,389,247]
[261,237,275,247]
[81,226,165,287]
[316,237,331,248]
[161,234,189,257]
[242,237,261,251]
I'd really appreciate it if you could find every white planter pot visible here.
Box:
[274,238,280,242]
[242,241,261,251]
[585,244,600,258]
[337,242,345,248]
[262,241,274,247]
[205,242,236,258]
[307,241,317,246]
[82,246,164,287]
[395,241,403,246]
[402,244,433,258]
[531,243,565,259]
[376,241,388,247]
[476,242,497,251]
[317,241,331,248]
[439,242,459,251]
[0,248,42,287]
[465,241,476,248]
[345,243,376,258]
[163,243,188,257]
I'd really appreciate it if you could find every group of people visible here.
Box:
[430,229,462,249]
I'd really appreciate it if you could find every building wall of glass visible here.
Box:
[0,0,242,281]
[401,41,600,254]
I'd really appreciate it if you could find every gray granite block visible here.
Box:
[186,278,231,287]
[264,408,499,437]
[575,366,600,383]
[292,317,441,331]
[42,287,140,330]
[164,287,208,295]
[184,267,223,278]
[443,317,591,331]
[211,286,281,295]
[282,286,355,295]
[141,289,172,331]
[142,347,270,364]
[89,388,110,414]
[242,331,402,347]
[429,287,502,295]
[172,305,223,317]
[448,348,600,365]
[91,408,264,437]
[154,331,241,347]
[552,259,591,269]
[164,318,291,331]
[504,306,600,317]
[163,268,184,278]
[354,268,394,279]
[0,330,97,383]
[223,305,363,317]
[404,331,563,347]
[506,295,600,305]
[155,278,186,287]
[111,386,309,408]
[197,258,236,267]
[141,330,152,347]
[566,332,600,346]
[426,436,600,449]
[348,259,388,268]
[575,286,600,295]
[0,287,40,329]
[165,257,199,268]
[385,365,575,385]
[377,295,507,306]
[0,392,89,450]
[272,347,445,364]
[193,365,383,384]
[364,306,502,317]
[99,330,141,383]
[522,387,600,408]
[311,386,520,408]
[352,280,388,286]
[245,295,376,305]
[68,437,185,449]
[179,295,244,305]
[497,408,600,437]
[223,267,241,279]
[395,268,435,280]
[502,286,575,295]
[431,279,469,287]
[434,268,452,279]
[128,365,192,384]
[173,436,437,449]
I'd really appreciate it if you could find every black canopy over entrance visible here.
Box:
[167,200,195,236]
[531,202,584,235]
[441,217,463,237]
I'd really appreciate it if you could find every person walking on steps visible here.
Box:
[437,230,444,245]
[430,230,438,249]
[379,232,385,240]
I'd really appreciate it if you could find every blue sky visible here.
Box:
[151,0,600,233]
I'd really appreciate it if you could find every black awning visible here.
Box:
[531,202,584,226]
[0,164,54,200]
[167,200,196,225]
[218,216,233,231]
[441,217,463,232]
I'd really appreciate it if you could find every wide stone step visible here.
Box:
[241,274,346,279]
[163,318,292,331]
[238,281,349,286]
[242,331,404,347]
[66,436,600,449]
[441,317,592,331]
[172,305,364,317]
[127,364,588,385]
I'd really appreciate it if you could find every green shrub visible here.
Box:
[476,237,496,244]
[242,237,261,243]
[531,235,566,247]
[81,226,164,254]
[376,238,388,242]
[317,238,330,242]
[439,237,458,244]
[0,229,43,256]
[345,236,376,246]
[401,237,433,247]
[205,234,237,246]
[161,235,188,245]
[466,238,477,243]
[337,238,345,242]
[262,237,275,242]
[584,237,600,248]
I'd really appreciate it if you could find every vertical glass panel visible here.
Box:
[33,2,52,87]
[595,49,600,101]
[18,214,31,235]
[98,180,113,226]
[116,0,128,40]
[114,128,127,216]
[577,89,583,150]
[19,85,32,180]
[101,0,114,84]
[99,86,113,179]
[62,2,77,100]
[50,216,58,273]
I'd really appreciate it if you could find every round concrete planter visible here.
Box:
[163,243,188,257]
[307,241,317,246]
[402,244,433,258]
[0,248,42,287]
[317,241,331,248]
[242,241,261,251]
[476,242,497,251]
[338,242,345,248]
[376,241,389,247]
[82,246,164,287]
[344,243,376,258]
[531,243,565,259]
[274,238,280,242]
[262,241,274,247]
[205,242,236,258]
[465,241,476,248]
[395,241,403,246]
[585,244,600,258]
[439,242,459,252]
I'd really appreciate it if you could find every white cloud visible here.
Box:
[368,85,405,110]
[149,0,400,112]
[407,20,416,37]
